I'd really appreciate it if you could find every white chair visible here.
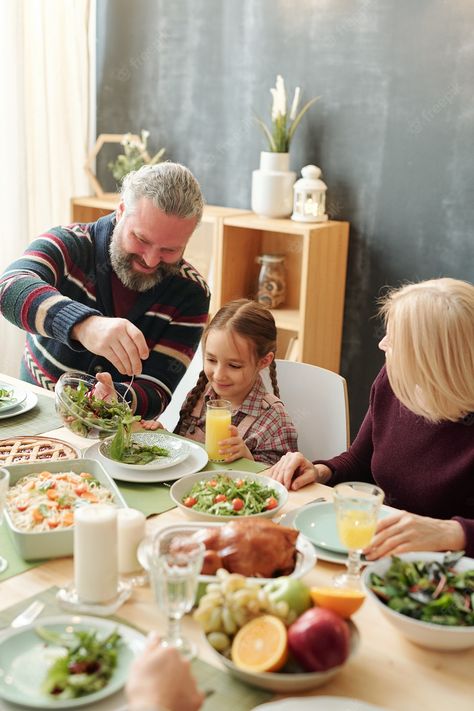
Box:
[159,344,203,432]
[262,359,350,461]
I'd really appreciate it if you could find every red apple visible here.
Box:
[287,606,350,672]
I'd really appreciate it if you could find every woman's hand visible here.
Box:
[267,451,318,490]
[364,510,467,560]
[126,634,205,711]
[219,425,253,462]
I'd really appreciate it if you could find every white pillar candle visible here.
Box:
[74,505,118,603]
[117,508,146,574]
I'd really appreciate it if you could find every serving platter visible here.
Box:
[137,521,317,584]
[0,614,145,708]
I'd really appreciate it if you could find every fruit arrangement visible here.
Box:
[194,569,361,674]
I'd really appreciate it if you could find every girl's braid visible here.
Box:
[269,359,280,398]
[174,370,208,433]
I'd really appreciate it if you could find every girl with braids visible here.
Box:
[143,299,298,465]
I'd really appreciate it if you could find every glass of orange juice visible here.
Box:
[205,399,232,462]
[333,481,384,589]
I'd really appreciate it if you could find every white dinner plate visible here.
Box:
[137,521,317,584]
[85,438,208,483]
[0,614,145,709]
[0,390,38,420]
[255,697,388,711]
[98,431,190,471]
[294,501,392,554]
[0,381,27,413]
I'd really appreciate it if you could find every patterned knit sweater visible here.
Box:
[0,213,210,418]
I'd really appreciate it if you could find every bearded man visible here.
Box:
[0,163,210,418]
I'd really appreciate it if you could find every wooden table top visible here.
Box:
[0,373,472,710]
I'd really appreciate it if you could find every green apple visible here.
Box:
[264,577,312,616]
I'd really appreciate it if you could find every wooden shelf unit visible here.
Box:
[71,197,349,372]
[219,215,349,372]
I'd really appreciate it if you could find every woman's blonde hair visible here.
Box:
[175,299,279,431]
[378,277,474,422]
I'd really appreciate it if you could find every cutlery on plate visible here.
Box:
[273,496,327,525]
[1,600,45,631]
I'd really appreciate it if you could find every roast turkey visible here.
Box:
[195,519,299,578]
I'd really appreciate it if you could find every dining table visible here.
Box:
[0,372,473,711]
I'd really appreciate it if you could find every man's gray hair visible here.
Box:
[120,162,204,222]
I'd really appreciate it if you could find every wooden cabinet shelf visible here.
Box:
[71,197,349,372]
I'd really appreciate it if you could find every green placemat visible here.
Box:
[0,526,45,582]
[0,587,273,711]
[117,481,174,517]
[0,390,61,439]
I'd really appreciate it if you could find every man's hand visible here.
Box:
[218,424,253,462]
[72,315,149,375]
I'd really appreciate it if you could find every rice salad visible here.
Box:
[6,470,115,532]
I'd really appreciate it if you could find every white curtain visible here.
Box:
[0,0,94,377]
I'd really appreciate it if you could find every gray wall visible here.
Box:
[96,0,474,438]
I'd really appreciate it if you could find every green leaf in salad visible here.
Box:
[36,626,122,699]
[368,553,474,626]
[108,420,169,464]
[63,382,140,436]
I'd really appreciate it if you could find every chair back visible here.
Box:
[262,359,350,461]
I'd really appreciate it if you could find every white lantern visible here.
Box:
[291,165,328,222]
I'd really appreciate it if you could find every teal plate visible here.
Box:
[0,614,145,708]
[294,501,392,554]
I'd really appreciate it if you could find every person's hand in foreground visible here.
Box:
[140,419,165,430]
[268,451,332,490]
[91,372,118,402]
[126,634,205,711]
[72,315,149,376]
[364,510,466,560]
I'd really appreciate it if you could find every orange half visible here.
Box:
[231,614,288,673]
[310,586,366,618]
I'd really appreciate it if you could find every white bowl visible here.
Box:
[170,470,288,522]
[3,458,127,560]
[137,522,317,584]
[203,621,359,692]
[363,552,474,650]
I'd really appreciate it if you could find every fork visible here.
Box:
[0,600,45,631]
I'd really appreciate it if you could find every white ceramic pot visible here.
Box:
[251,151,296,218]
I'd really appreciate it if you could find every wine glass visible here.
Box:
[0,469,10,574]
[150,528,205,660]
[333,481,384,590]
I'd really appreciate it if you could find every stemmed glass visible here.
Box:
[0,469,10,574]
[150,528,205,660]
[333,481,384,590]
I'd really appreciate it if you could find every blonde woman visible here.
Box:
[269,278,474,559]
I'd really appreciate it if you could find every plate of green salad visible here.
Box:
[0,614,145,708]
[170,470,288,522]
[0,381,27,414]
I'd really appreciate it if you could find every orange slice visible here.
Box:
[231,615,288,673]
[310,586,366,618]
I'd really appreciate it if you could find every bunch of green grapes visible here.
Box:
[193,569,297,655]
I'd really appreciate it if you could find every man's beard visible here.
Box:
[109,221,181,292]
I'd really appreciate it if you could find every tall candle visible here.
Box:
[74,505,118,603]
[117,508,146,574]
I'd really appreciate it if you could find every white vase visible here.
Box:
[251,151,296,218]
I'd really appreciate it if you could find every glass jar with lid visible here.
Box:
[256,254,286,309]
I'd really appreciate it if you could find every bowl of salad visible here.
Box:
[170,471,288,522]
[55,371,134,439]
[363,551,474,650]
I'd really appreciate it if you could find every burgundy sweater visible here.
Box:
[322,367,474,556]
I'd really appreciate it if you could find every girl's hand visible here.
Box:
[140,419,164,431]
[218,425,253,462]
[364,511,466,560]
[267,451,318,490]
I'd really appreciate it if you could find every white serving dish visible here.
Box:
[203,621,359,692]
[3,458,127,560]
[363,552,474,650]
[170,470,288,522]
[137,521,317,584]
